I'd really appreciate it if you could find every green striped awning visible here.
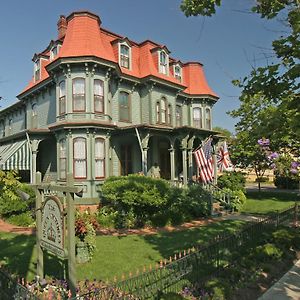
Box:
[0,140,31,170]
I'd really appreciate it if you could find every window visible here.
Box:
[174,65,182,81]
[159,51,168,75]
[176,105,182,127]
[205,108,212,129]
[59,81,66,115]
[156,97,171,125]
[32,103,37,116]
[50,46,58,60]
[59,139,67,180]
[168,104,172,125]
[119,91,130,122]
[120,44,130,69]
[193,107,202,128]
[0,122,4,137]
[120,145,132,175]
[34,59,40,82]
[73,137,87,179]
[94,80,104,113]
[95,138,105,178]
[72,78,85,112]
[161,98,167,123]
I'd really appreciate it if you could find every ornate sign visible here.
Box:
[41,196,65,258]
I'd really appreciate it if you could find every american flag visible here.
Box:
[193,138,214,184]
[217,141,233,172]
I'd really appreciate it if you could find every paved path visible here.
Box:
[258,259,300,300]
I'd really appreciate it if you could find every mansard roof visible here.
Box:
[20,11,218,98]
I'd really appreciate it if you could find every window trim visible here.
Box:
[95,138,105,179]
[94,79,104,114]
[119,91,131,122]
[72,77,86,112]
[34,59,41,82]
[73,137,87,179]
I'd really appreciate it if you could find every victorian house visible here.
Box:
[0,11,219,203]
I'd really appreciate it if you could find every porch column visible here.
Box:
[169,147,175,181]
[182,148,188,186]
[187,137,195,181]
[188,149,193,181]
[142,147,149,176]
[213,153,218,185]
[31,140,40,184]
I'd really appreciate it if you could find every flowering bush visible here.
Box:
[75,211,100,258]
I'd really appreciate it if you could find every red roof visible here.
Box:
[21,11,218,98]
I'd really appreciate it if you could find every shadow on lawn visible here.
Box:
[246,190,300,202]
[142,220,245,259]
[0,233,64,281]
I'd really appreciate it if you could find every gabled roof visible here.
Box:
[19,11,218,99]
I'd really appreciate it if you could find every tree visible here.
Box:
[181,0,300,159]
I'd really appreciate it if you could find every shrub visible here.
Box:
[217,171,246,192]
[254,243,283,262]
[0,171,35,219]
[274,175,298,189]
[101,175,170,227]
[6,211,34,227]
[214,188,246,212]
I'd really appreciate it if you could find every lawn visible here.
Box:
[241,190,299,215]
[0,219,245,282]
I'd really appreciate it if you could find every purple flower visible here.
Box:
[268,152,279,160]
[258,138,270,147]
[291,161,300,169]
[290,168,298,174]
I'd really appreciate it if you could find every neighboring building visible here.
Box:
[0,11,219,203]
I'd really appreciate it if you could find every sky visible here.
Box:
[0,0,283,133]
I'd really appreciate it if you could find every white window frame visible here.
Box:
[193,107,202,129]
[59,80,66,115]
[73,137,87,179]
[59,139,67,180]
[72,78,86,112]
[94,79,104,113]
[205,107,212,130]
[34,59,41,82]
[95,138,105,179]
[174,64,182,81]
[159,50,169,75]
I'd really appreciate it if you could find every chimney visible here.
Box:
[57,15,67,39]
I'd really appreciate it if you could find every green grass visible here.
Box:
[0,219,245,282]
[242,191,299,215]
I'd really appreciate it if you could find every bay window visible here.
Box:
[59,80,66,115]
[59,139,67,180]
[193,107,202,128]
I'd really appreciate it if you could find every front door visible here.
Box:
[159,145,170,180]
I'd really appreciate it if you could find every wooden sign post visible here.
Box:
[33,172,81,297]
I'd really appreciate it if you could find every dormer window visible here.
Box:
[174,65,182,81]
[120,44,130,69]
[159,51,168,75]
[34,59,41,82]
[50,45,59,60]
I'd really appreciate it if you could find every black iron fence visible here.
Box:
[0,268,39,300]
[114,204,297,299]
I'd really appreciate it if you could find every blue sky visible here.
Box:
[0,0,282,132]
